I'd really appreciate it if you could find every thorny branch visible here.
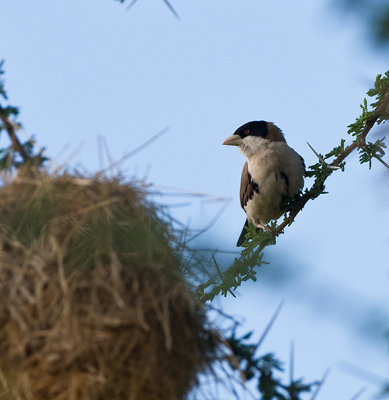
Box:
[273,89,389,236]
[198,76,389,301]
[332,96,389,166]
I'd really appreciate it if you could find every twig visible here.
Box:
[330,95,389,167]
[120,126,169,161]
[101,135,119,176]
[185,200,230,244]
[0,112,29,162]
[52,142,84,174]
[99,126,169,174]
[273,94,389,236]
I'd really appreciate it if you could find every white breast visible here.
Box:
[244,141,304,224]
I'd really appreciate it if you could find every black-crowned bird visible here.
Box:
[223,120,305,247]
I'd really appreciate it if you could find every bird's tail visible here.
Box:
[236,220,265,247]
[236,220,249,247]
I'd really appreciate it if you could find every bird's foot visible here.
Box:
[255,223,270,231]
[255,223,276,242]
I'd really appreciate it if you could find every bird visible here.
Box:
[222,120,305,246]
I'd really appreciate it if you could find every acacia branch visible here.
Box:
[273,93,389,237]
[273,191,312,235]
[331,116,376,167]
[202,77,389,300]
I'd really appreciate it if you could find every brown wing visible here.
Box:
[240,162,259,209]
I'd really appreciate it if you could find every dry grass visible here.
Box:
[0,173,217,400]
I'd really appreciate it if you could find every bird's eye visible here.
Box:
[244,129,250,135]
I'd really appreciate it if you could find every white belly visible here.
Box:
[245,142,304,224]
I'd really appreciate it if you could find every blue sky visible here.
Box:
[1,0,389,398]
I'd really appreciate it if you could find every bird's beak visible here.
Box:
[222,134,242,146]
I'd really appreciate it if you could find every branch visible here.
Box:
[330,104,383,167]
[0,112,29,162]
[0,60,47,170]
[198,75,389,301]
[274,88,389,236]
[273,191,313,235]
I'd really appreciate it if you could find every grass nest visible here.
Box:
[0,173,217,400]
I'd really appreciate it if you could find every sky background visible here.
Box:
[1,0,389,398]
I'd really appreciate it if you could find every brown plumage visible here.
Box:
[240,162,259,209]
[223,120,305,246]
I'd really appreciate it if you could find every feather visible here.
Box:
[240,162,260,209]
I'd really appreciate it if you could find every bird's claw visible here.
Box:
[255,223,270,231]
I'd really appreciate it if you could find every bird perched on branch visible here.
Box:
[223,121,305,246]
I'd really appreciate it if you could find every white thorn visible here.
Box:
[307,142,326,163]
[307,142,341,171]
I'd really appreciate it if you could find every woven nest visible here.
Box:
[0,173,216,400]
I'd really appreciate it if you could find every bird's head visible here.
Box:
[222,120,285,157]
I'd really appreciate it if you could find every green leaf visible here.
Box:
[359,137,386,169]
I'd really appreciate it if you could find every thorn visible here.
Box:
[337,360,386,387]
[310,367,331,400]
[126,0,140,11]
[307,142,341,170]
[257,300,284,348]
[127,0,180,19]
[348,387,367,400]
[162,0,180,19]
